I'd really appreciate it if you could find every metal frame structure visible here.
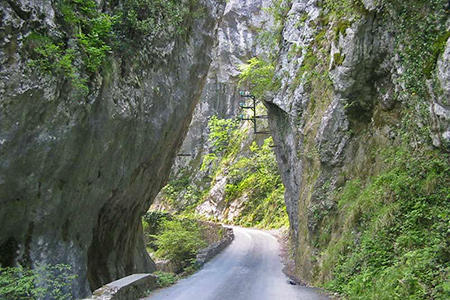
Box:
[238,91,270,134]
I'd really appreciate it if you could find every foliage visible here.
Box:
[27,0,114,94]
[264,0,292,26]
[207,116,239,154]
[153,271,177,287]
[27,0,197,94]
[383,0,448,81]
[158,117,238,213]
[152,218,207,267]
[200,153,219,173]
[143,210,171,234]
[0,264,77,300]
[224,137,288,228]
[157,116,288,229]
[203,116,288,229]
[160,173,191,209]
[243,0,291,97]
[157,116,238,212]
[321,147,450,299]
[114,0,197,50]
[238,57,280,99]
[142,211,171,252]
[160,175,207,212]
[332,52,345,69]
[322,0,366,19]
[380,0,448,143]
[195,116,288,229]
[260,0,291,51]
[143,210,171,226]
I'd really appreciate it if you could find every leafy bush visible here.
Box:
[116,0,194,47]
[143,211,171,226]
[224,137,288,228]
[26,0,114,94]
[198,115,288,229]
[207,116,239,154]
[259,0,291,59]
[238,57,280,99]
[152,218,207,268]
[157,121,287,230]
[27,0,198,94]
[160,174,206,211]
[0,264,76,300]
[143,210,171,235]
[153,271,177,287]
[322,0,366,19]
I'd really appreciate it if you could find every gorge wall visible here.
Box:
[265,0,450,297]
[0,0,225,297]
[2,0,450,298]
[153,0,279,223]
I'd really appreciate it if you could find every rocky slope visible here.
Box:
[153,0,275,220]
[265,0,450,296]
[0,0,224,297]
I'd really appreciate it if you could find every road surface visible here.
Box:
[144,226,330,300]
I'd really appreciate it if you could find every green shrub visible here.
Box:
[322,0,366,19]
[115,0,198,51]
[225,137,288,228]
[143,211,171,234]
[238,57,280,99]
[27,0,114,94]
[0,264,76,300]
[153,271,177,287]
[27,0,197,94]
[152,219,207,267]
[143,211,171,226]
[157,121,288,230]
[207,116,239,154]
[160,173,206,211]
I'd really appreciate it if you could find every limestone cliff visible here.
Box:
[0,0,224,297]
[266,0,450,294]
[153,0,274,220]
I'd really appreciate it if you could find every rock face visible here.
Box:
[0,0,225,297]
[435,37,450,146]
[180,0,273,158]
[154,0,273,219]
[266,0,450,284]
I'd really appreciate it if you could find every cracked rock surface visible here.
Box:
[0,0,225,297]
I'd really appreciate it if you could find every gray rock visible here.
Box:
[265,0,449,283]
[154,0,274,220]
[0,0,225,297]
[434,36,450,147]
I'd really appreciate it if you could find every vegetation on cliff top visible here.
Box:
[238,57,279,99]
[26,0,200,94]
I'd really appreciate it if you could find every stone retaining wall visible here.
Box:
[83,226,234,299]
[82,274,158,300]
[195,226,234,266]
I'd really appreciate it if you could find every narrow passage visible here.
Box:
[144,227,330,300]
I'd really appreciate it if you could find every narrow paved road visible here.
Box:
[144,227,330,300]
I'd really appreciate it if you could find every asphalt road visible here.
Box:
[144,226,330,300]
